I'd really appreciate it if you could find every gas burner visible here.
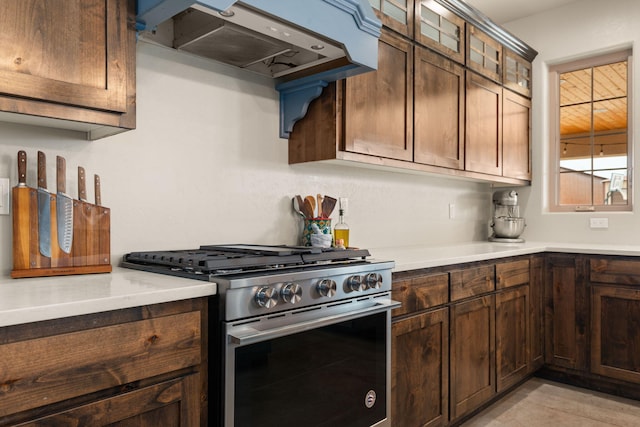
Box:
[122,244,372,278]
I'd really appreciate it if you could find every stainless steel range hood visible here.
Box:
[136,0,381,137]
[172,4,347,79]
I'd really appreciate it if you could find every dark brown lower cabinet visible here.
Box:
[16,374,201,426]
[496,286,529,392]
[544,254,587,371]
[450,295,495,421]
[529,256,544,370]
[0,298,208,426]
[392,307,449,427]
[591,285,640,383]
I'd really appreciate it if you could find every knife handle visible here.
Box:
[38,151,47,189]
[17,150,27,186]
[78,167,86,201]
[94,174,101,206]
[56,156,66,194]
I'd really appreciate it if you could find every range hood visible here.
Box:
[136,0,381,137]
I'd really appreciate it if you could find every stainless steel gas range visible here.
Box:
[122,244,398,427]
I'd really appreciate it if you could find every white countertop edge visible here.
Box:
[5,242,640,328]
[0,268,217,328]
[369,241,640,272]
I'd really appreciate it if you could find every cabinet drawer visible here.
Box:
[392,273,449,316]
[591,258,640,285]
[0,310,202,417]
[496,259,530,289]
[450,264,495,301]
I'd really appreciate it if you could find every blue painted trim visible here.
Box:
[277,64,366,138]
[278,80,328,139]
[136,0,381,138]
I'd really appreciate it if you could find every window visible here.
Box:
[549,49,632,211]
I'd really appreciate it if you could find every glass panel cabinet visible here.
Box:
[467,25,502,82]
[414,0,465,64]
[504,48,532,97]
[369,0,413,37]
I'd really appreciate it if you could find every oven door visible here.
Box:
[223,295,399,427]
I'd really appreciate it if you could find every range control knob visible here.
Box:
[255,286,278,308]
[347,275,365,292]
[281,283,303,303]
[364,273,383,289]
[317,279,337,297]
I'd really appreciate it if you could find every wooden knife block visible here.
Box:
[11,185,111,278]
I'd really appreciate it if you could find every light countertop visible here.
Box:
[0,267,216,328]
[4,241,640,328]
[369,241,640,272]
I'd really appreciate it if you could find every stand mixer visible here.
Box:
[489,190,526,243]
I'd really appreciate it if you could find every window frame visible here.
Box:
[548,49,633,212]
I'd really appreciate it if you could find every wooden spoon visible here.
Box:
[317,194,323,217]
[305,195,316,218]
[303,198,314,219]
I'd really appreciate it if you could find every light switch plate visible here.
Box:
[0,178,9,215]
[590,217,608,229]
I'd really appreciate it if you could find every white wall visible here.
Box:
[0,42,492,277]
[505,0,640,243]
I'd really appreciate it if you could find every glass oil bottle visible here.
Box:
[334,198,349,248]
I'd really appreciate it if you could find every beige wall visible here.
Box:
[505,0,640,243]
[0,42,491,277]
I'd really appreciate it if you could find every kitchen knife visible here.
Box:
[78,166,87,202]
[73,166,89,266]
[94,174,111,266]
[12,151,31,271]
[17,150,27,187]
[37,151,51,257]
[56,156,73,254]
[94,174,101,206]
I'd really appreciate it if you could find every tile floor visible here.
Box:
[462,378,640,426]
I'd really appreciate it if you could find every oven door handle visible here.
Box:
[228,298,401,346]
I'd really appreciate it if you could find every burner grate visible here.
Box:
[123,244,371,275]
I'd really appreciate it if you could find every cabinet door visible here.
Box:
[344,30,413,161]
[0,0,129,113]
[502,90,531,180]
[503,48,532,97]
[591,285,640,383]
[530,256,544,370]
[392,272,449,318]
[465,71,502,176]
[16,374,201,426]
[369,0,414,37]
[545,255,588,371]
[450,295,495,420]
[496,286,530,392]
[392,308,449,427]
[414,0,465,64]
[466,25,502,83]
[414,47,465,169]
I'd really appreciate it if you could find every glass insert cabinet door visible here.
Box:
[369,0,412,37]
[467,25,502,82]
[414,0,465,64]
[558,58,629,208]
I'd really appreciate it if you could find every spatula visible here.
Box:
[322,195,337,218]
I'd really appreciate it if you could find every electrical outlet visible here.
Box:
[0,178,9,215]
[590,217,608,229]
[449,203,455,219]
